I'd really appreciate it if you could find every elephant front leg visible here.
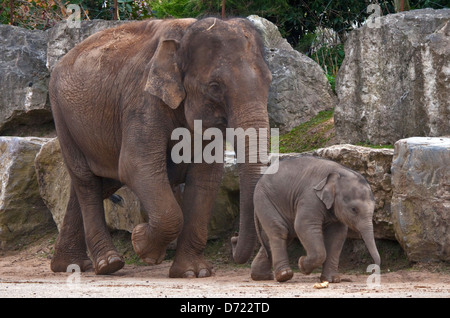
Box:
[321,222,348,283]
[295,216,327,276]
[121,157,182,265]
[169,162,223,278]
[130,175,183,265]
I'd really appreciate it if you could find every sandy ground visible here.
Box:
[0,241,449,300]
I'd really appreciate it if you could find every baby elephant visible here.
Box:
[251,156,380,283]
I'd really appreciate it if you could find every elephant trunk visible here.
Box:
[229,107,270,264]
[359,222,381,266]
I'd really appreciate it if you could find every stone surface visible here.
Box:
[247,15,337,134]
[35,139,240,239]
[34,137,69,230]
[34,138,146,232]
[46,19,128,72]
[335,9,450,145]
[0,137,55,250]
[313,144,395,239]
[0,25,52,135]
[208,151,240,238]
[391,137,450,262]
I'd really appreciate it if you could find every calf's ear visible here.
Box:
[145,39,185,109]
[313,172,340,210]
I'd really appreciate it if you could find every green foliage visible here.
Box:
[311,43,345,91]
[150,0,290,19]
[0,0,154,30]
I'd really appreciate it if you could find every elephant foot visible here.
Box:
[320,273,341,283]
[251,271,274,281]
[94,250,124,275]
[274,267,293,282]
[250,248,274,281]
[298,256,313,275]
[51,252,93,273]
[132,223,167,265]
[169,256,213,278]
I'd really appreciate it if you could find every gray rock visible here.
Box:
[0,137,55,250]
[247,15,337,134]
[208,151,240,238]
[46,20,128,72]
[0,25,52,135]
[313,144,395,240]
[335,9,450,145]
[391,137,450,262]
[35,138,240,239]
[34,138,146,232]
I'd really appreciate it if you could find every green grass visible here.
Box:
[278,109,335,153]
[355,142,394,149]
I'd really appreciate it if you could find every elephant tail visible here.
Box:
[254,216,271,260]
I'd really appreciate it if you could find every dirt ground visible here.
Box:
[0,235,449,299]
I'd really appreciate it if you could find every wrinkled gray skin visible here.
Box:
[49,18,271,277]
[251,156,381,283]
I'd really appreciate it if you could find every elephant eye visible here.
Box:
[207,81,223,102]
[209,82,221,93]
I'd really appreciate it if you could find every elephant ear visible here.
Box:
[313,172,340,210]
[145,39,185,109]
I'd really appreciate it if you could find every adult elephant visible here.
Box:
[48,17,271,278]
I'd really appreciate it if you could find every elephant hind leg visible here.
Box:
[51,184,93,273]
[251,246,274,281]
[51,178,124,274]
[71,173,124,275]
[254,192,293,282]
[58,137,124,274]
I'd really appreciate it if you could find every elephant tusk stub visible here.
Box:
[206,18,217,31]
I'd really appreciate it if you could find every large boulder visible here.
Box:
[35,138,240,239]
[34,138,146,232]
[0,25,52,135]
[208,151,240,239]
[247,15,337,134]
[391,137,450,262]
[46,20,128,72]
[0,137,55,250]
[335,9,450,145]
[313,144,395,239]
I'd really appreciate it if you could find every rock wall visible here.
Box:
[391,137,450,262]
[34,138,147,233]
[0,13,448,264]
[248,15,337,134]
[0,25,52,135]
[46,20,127,72]
[313,144,395,240]
[0,137,55,249]
[335,9,450,145]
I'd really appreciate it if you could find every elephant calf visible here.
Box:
[251,156,381,283]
